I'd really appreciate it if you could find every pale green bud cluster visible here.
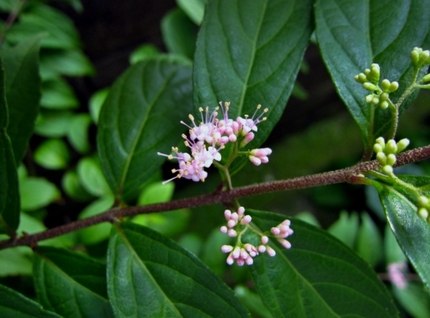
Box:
[411,47,430,68]
[373,137,410,174]
[355,63,399,109]
[417,195,430,223]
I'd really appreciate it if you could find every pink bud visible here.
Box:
[280,239,292,249]
[266,246,276,257]
[221,245,233,253]
[241,215,252,224]
[220,226,227,233]
[261,236,269,245]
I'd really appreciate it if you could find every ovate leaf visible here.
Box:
[98,57,192,202]
[248,210,398,317]
[194,0,313,148]
[33,246,114,318]
[0,283,61,318]
[3,35,41,163]
[107,222,249,317]
[315,0,430,147]
[372,178,430,290]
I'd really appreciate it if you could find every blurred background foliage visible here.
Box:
[1,0,430,316]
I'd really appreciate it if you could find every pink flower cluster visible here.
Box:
[157,102,271,184]
[220,206,293,266]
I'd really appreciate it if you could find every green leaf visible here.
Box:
[78,195,114,245]
[0,57,20,234]
[40,78,79,110]
[392,282,430,318]
[6,4,80,49]
[107,222,249,317]
[314,0,430,147]
[3,35,42,163]
[67,113,92,154]
[372,180,430,290]
[0,283,61,318]
[327,210,358,249]
[129,44,160,65]
[384,224,407,264]
[34,139,70,170]
[161,8,197,60]
[20,177,60,211]
[356,213,383,267]
[35,110,74,137]
[98,57,192,202]
[0,236,32,276]
[194,0,313,149]
[40,49,95,78]
[34,246,114,318]
[77,156,112,197]
[176,0,205,25]
[88,88,109,124]
[248,210,398,317]
[62,170,94,202]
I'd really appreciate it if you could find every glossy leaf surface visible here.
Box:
[98,57,192,202]
[372,177,430,290]
[33,246,114,318]
[194,0,313,148]
[107,222,249,317]
[248,210,398,317]
[3,36,41,163]
[315,0,430,146]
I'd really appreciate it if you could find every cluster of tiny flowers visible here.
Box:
[157,102,270,184]
[355,63,399,109]
[411,47,430,69]
[416,195,430,223]
[373,137,410,175]
[220,206,293,266]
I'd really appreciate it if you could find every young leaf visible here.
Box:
[107,222,249,317]
[176,0,205,25]
[19,177,60,211]
[315,0,430,147]
[372,179,430,290]
[194,0,313,148]
[248,210,398,317]
[34,139,70,170]
[98,57,192,203]
[2,35,41,163]
[0,283,61,318]
[0,57,20,234]
[33,246,114,318]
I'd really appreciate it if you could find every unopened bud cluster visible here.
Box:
[355,63,399,109]
[373,137,410,175]
[158,102,272,183]
[417,195,430,223]
[411,47,430,69]
[220,206,293,266]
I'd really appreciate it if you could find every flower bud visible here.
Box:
[411,47,422,65]
[381,79,391,91]
[383,165,393,174]
[421,73,430,83]
[396,138,410,153]
[418,207,429,220]
[376,152,387,165]
[380,92,389,101]
[385,139,398,154]
[365,94,374,103]
[371,96,380,105]
[375,137,385,147]
[373,143,383,153]
[355,73,367,83]
[380,101,389,109]
[418,195,429,207]
[389,81,399,92]
[363,82,379,91]
[387,153,397,166]
[369,63,380,82]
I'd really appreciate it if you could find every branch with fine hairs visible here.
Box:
[1,144,430,251]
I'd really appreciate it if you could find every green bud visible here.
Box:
[376,152,387,165]
[363,82,379,91]
[387,153,397,166]
[418,207,429,220]
[375,137,385,147]
[411,47,422,65]
[355,73,367,83]
[380,92,389,101]
[396,138,410,153]
[419,50,430,66]
[373,144,383,153]
[389,81,399,92]
[364,68,371,77]
[385,139,398,154]
[383,165,393,174]
[365,94,374,103]
[421,73,430,83]
[381,79,391,91]
[369,63,380,82]
[418,195,429,207]
[372,96,380,105]
[380,101,389,109]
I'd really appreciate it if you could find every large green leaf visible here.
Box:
[33,246,114,318]
[98,57,192,202]
[248,210,398,317]
[372,177,430,290]
[193,0,313,148]
[2,35,41,163]
[0,283,61,318]
[315,0,430,147]
[107,222,249,317]
[0,56,20,234]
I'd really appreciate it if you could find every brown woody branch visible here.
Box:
[1,144,430,251]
